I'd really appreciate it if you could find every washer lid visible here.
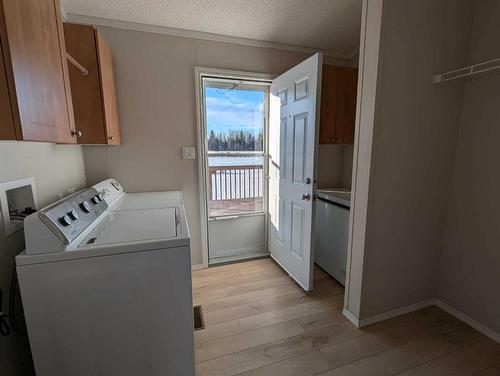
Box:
[79,208,179,248]
[110,191,182,211]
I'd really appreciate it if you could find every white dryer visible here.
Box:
[17,181,195,376]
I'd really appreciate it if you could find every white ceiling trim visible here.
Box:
[64,13,353,60]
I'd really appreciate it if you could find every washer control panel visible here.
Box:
[92,179,123,205]
[39,188,108,244]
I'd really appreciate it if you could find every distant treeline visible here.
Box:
[208,130,263,151]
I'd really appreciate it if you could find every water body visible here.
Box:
[208,156,264,167]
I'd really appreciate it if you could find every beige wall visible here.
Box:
[317,145,354,190]
[317,145,344,188]
[347,0,472,319]
[342,145,354,189]
[83,27,350,265]
[0,142,86,376]
[437,0,500,334]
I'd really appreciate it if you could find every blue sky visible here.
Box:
[205,87,264,135]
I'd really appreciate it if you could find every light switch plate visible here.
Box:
[182,146,196,160]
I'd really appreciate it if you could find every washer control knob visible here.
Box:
[92,196,100,204]
[97,193,104,201]
[59,215,72,226]
[68,210,79,220]
[80,201,92,213]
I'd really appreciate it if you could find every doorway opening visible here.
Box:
[195,55,323,292]
[197,72,271,265]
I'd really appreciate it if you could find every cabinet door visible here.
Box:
[96,31,121,145]
[334,67,358,144]
[0,38,15,139]
[0,0,76,143]
[64,23,106,144]
[319,64,339,144]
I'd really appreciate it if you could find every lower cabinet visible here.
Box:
[314,198,350,286]
[64,23,121,145]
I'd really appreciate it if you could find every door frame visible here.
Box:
[194,67,275,268]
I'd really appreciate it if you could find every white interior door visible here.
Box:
[268,53,322,291]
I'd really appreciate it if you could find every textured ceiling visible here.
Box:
[61,0,362,56]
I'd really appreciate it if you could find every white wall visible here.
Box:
[346,0,472,319]
[0,142,86,376]
[82,27,350,265]
[437,0,500,334]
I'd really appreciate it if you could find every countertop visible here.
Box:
[316,188,351,208]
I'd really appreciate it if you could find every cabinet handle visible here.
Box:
[108,136,114,141]
[71,130,82,137]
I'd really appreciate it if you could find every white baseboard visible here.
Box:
[343,298,500,344]
[343,308,360,327]
[435,299,500,344]
[357,299,436,328]
[191,264,207,270]
[343,299,435,328]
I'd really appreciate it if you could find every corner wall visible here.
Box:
[0,142,86,376]
[346,0,472,320]
[437,0,500,334]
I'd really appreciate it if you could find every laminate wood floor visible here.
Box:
[192,258,500,376]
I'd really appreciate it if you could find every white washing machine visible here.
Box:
[17,180,195,376]
[93,178,183,211]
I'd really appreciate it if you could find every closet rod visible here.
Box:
[433,57,500,84]
[66,52,89,76]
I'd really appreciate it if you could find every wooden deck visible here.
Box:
[209,198,263,217]
[192,258,500,376]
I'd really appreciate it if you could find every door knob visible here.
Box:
[302,193,311,201]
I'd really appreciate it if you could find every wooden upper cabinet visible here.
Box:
[64,23,121,145]
[319,65,339,144]
[0,38,15,139]
[96,32,121,145]
[0,0,76,143]
[319,64,358,144]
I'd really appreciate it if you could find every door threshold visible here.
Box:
[209,251,270,267]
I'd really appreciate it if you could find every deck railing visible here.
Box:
[209,165,264,201]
